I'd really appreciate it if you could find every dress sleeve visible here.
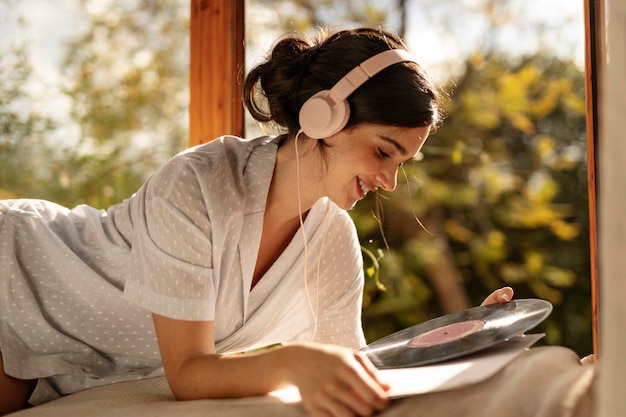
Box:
[123,154,217,321]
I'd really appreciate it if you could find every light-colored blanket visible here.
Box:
[9,346,595,417]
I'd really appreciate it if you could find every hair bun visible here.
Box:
[242,27,441,136]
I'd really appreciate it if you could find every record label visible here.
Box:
[360,298,553,369]
[407,320,485,348]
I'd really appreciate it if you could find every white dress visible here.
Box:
[0,135,366,405]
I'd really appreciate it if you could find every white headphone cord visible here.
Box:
[294,129,326,342]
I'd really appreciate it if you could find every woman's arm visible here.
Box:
[152,314,389,417]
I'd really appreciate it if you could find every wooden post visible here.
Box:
[584,0,603,360]
[189,0,245,146]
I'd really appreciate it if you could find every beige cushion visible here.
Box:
[9,346,595,417]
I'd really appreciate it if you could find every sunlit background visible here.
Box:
[0,0,592,356]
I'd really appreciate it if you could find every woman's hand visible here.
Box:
[283,343,389,417]
[480,286,514,306]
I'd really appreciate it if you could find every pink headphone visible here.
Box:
[298,49,417,139]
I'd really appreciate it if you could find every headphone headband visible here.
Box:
[326,49,416,107]
[299,49,417,139]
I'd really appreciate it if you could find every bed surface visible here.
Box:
[8,346,595,417]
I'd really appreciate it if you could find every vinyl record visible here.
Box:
[360,298,552,369]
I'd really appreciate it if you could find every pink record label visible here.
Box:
[406,320,486,348]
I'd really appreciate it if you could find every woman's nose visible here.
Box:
[377,166,398,191]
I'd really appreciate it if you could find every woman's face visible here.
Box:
[320,123,431,210]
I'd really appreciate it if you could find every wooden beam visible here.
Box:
[189,0,245,146]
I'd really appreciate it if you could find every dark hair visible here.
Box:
[243,27,442,137]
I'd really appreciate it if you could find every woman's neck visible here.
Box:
[266,136,322,223]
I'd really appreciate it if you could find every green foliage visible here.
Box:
[0,0,189,208]
[1,0,592,357]
[353,52,592,356]
[0,30,58,200]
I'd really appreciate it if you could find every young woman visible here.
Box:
[0,27,513,417]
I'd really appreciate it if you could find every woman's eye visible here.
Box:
[378,148,391,159]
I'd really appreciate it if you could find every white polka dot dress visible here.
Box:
[0,135,366,405]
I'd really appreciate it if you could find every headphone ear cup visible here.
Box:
[299,90,350,139]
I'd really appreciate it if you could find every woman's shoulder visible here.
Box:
[181,135,276,160]
[311,198,360,243]
[146,135,278,186]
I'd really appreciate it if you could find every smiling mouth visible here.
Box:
[358,179,373,198]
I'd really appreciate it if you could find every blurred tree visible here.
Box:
[0,0,190,208]
[55,0,190,208]
[0,0,591,356]
[356,52,591,356]
[0,4,58,200]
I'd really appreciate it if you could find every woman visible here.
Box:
[0,27,513,417]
